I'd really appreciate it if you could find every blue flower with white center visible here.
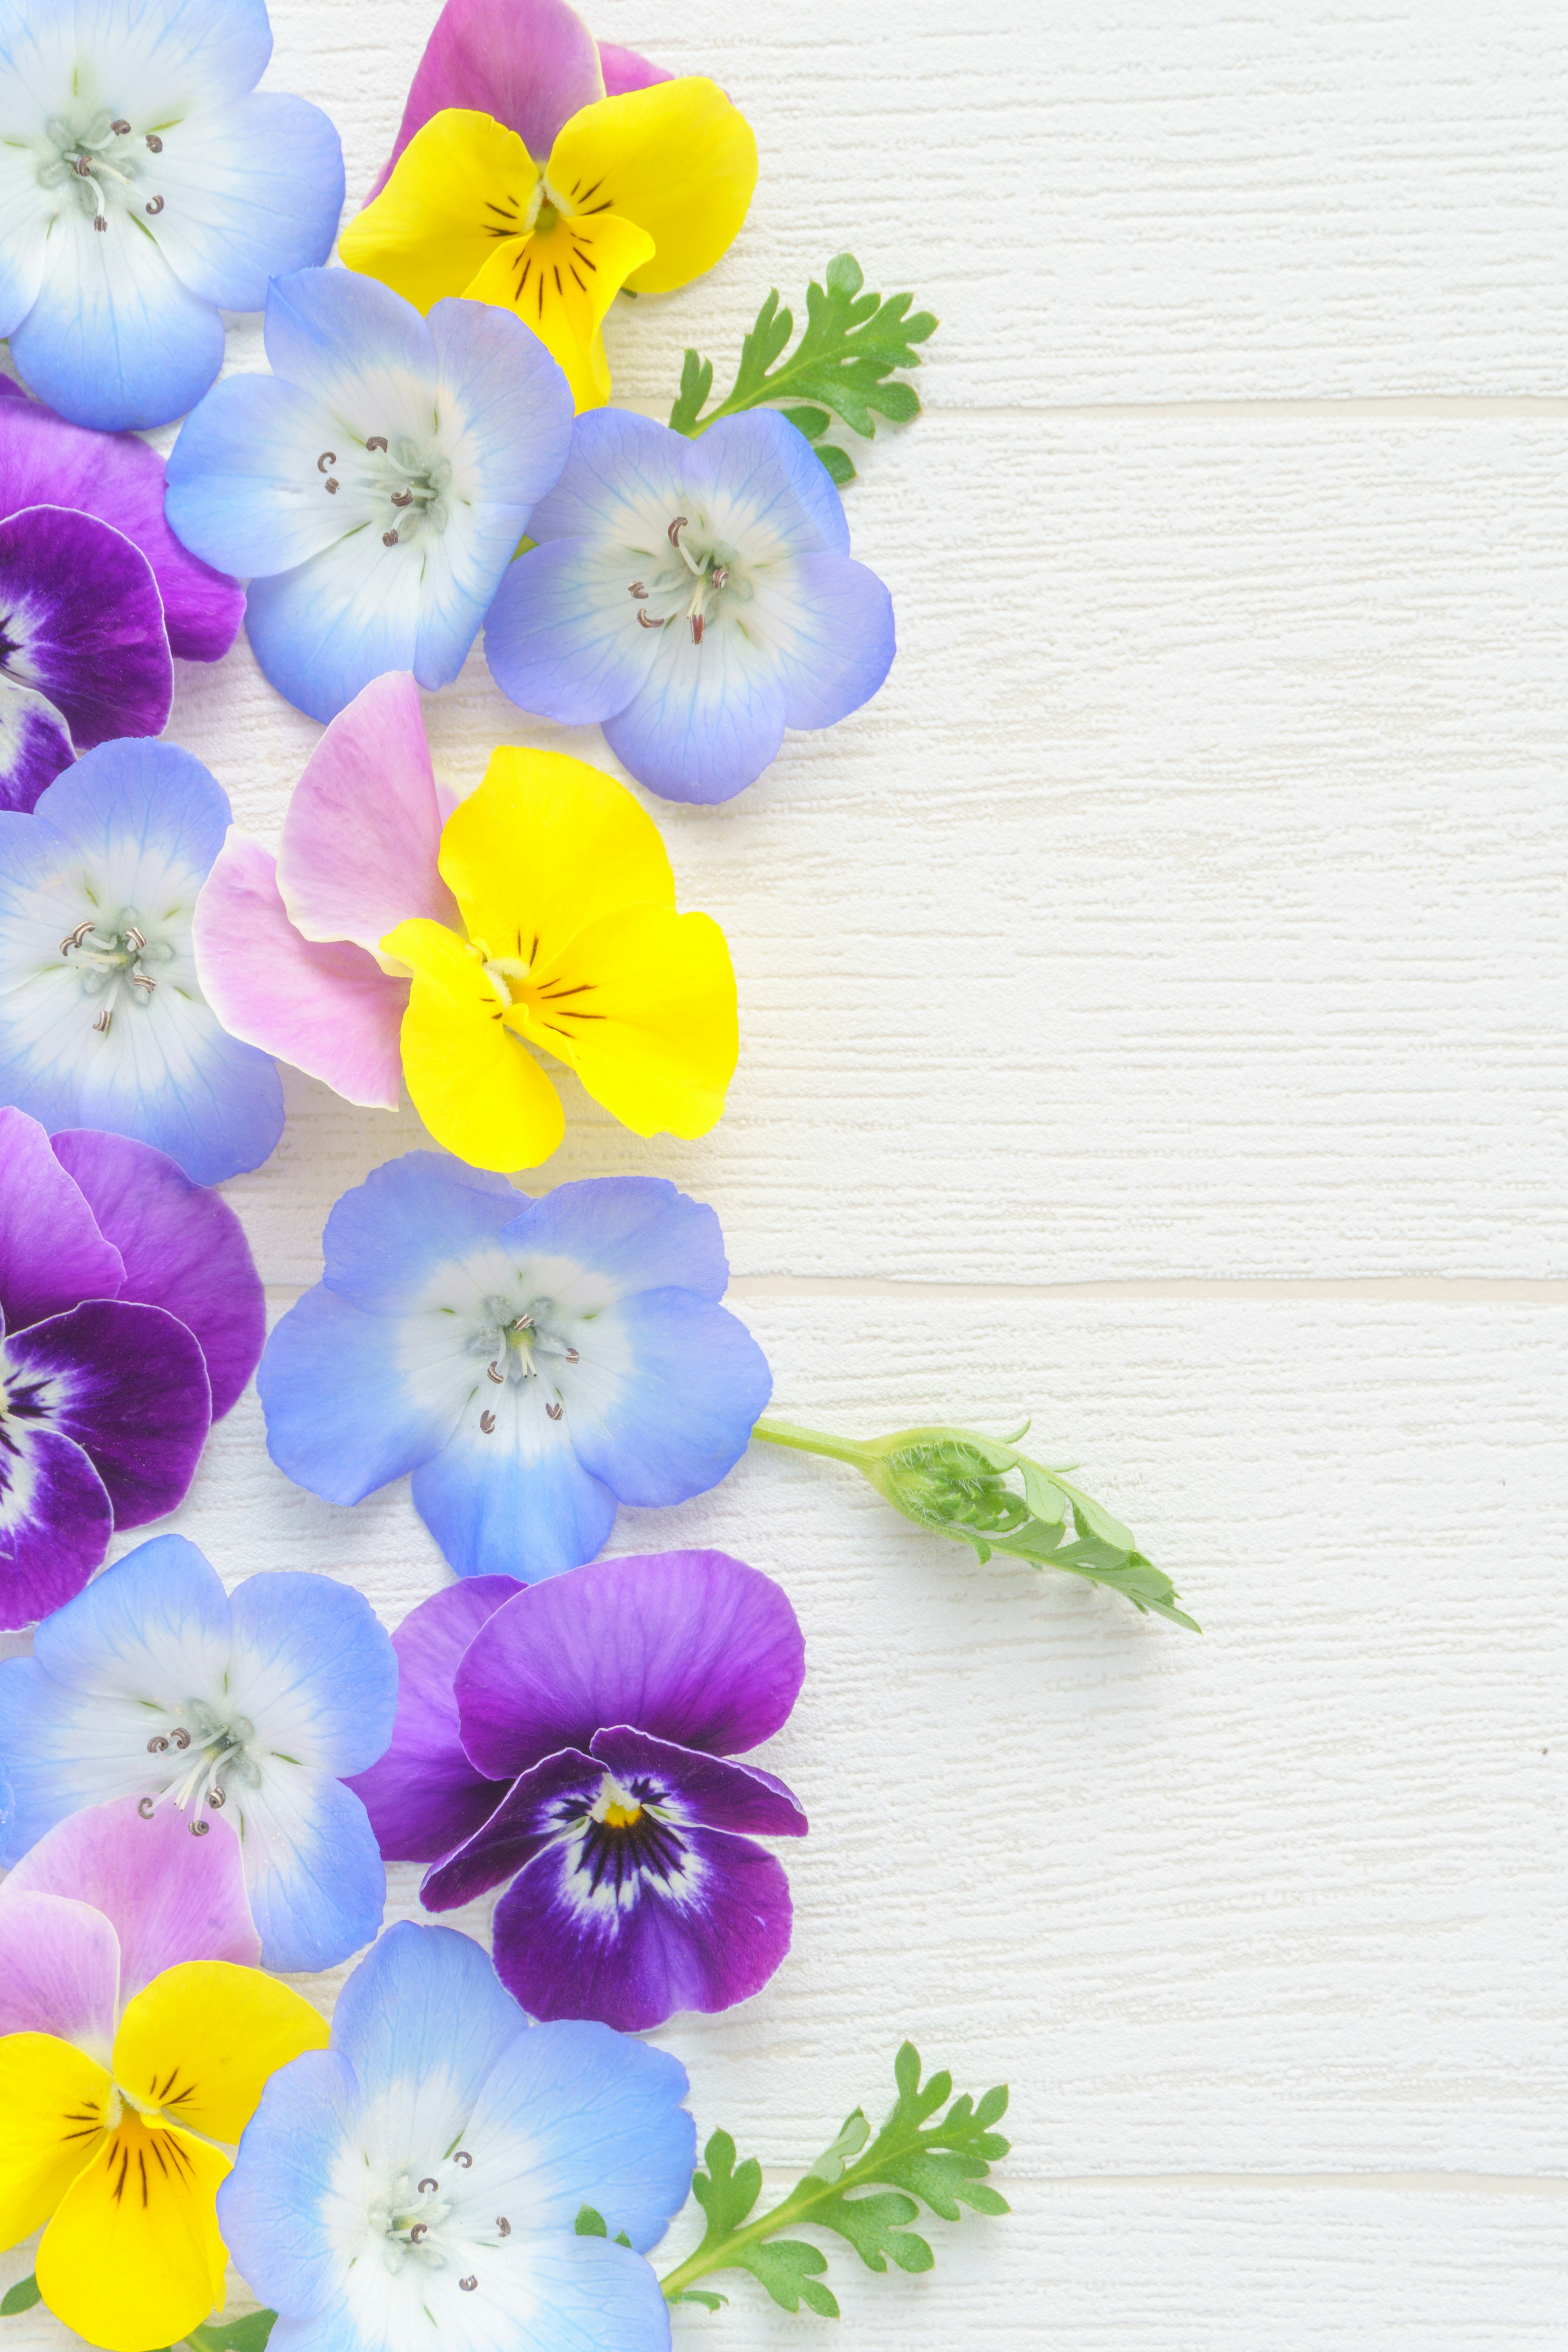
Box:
[0,0,343,432]
[483,405,897,804]
[0,1531,399,1971]
[0,736,284,1183]
[257,1152,773,1583]
[165,268,575,723]
[220,1920,692,2351]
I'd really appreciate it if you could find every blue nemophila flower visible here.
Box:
[0,0,343,431]
[484,405,896,803]
[165,268,574,722]
[220,1920,692,2352]
[0,737,284,1182]
[0,1531,398,1971]
[258,1152,773,1582]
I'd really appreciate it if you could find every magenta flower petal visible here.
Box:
[193,830,410,1111]
[420,1746,598,1912]
[0,381,243,664]
[0,1105,124,1329]
[274,671,459,954]
[3,1793,259,2002]
[5,1297,210,1529]
[493,1816,793,2031]
[369,0,606,199]
[0,1888,119,2056]
[454,1550,806,1779]
[51,1128,266,1422]
[591,1725,808,1837]
[598,42,672,97]
[0,1419,114,1632]
[0,504,173,760]
[0,677,74,814]
[346,1575,521,1862]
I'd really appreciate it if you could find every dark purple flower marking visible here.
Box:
[349,1549,808,2032]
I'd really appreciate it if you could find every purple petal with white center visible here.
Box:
[3,1793,258,2003]
[602,620,788,804]
[368,0,606,200]
[0,1105,124,1329]
[192,831,409,1111]
[275,672,458,954]
[524,405,697,548]
[455,1550,806,1778]
[695,407,853,560]
[484,532,661,726]
[591,1725,808,1837]
[243,528,430,726]
[503,1174,732,1301]
[0,676,74,815]
[50,1127,265,1422]
[599,42,672,97]
[0,505,173,751]
[0,1889,119,2059]
[420,1746,601,1912]
[565,1285,772,1508]
[345,1575,521,1862]
[492,1809,794,2031]
[0,379,242,662]
[0,1417,113,1632]
[5,1297,210,1528]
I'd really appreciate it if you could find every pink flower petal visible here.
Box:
[598,42,672,96]
[193,831,409,1113]
[0,1890,120,2061]
[3,1795,259,2006]
[274,671,458,958]
[367,0,606,198]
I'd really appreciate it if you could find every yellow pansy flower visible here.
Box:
[382,746,738,1172]
[339,80,758,409]
[0,1962,326,2352]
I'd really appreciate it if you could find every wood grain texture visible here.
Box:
[3,0,1563,2345]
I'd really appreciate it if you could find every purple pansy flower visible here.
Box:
[484,406,897,804]
[0,1105,264,1628]
[0,376,241,814]
[349,1549,808,2032]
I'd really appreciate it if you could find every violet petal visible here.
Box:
[368,0,605,198]
[0,378,243,663]
[590,1725,808,1838]
[491,1818,794,2031]
[0,1105,124,1328]
[346,1575,521,1862]
[420,1745,599,1913]
[455,1550,806,1779]
[0,505,173,751]
[598,42,673,97]
[0,674,74,814]
[5,1297,210,1529]
[0,1888,119,2058]
[0,1419,113,1633]
[51,1128,265,1422]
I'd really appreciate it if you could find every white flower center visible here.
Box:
[138,1698,262,1831]
[628,513,753,646]
[468,1291,580,1428]
[59,905,173,1038]
[36,108,167,234]
[366,2155,508,2291]
[312,434,454,551]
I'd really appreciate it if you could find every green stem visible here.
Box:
[750,1416,871,1470]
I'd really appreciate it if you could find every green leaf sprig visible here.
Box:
[752,1416,1199,1630]
[655,2042,1009,2318]
[668,253,936,485]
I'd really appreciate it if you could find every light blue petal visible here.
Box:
[31,737,230,879]
[526,407,693,547]
[484,534,659,725]
[568,1290,772,1508]
[166,372,356,578]
[502,1177,730,1303]
[262,266,433,402]
[218,2047,364,2323]
[320,1152,523,1317]
[764,552,896,730]
[463,2018,693,2254]
[411,1412,617,1583]
[9,203,224,433]
[227,1570,398,1778]
[240,1766,388,1973]
[243,529,429,725]
[330,1918,527,2119]
[149,92,344,310]
[602,619,787,805]
[692,408,852,557]
[258,1286,457,1506]
[69,0,274,112]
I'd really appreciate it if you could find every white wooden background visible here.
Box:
[4,2,1566,2344]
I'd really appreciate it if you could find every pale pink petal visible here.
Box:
[275,671,459,960]
[193,831,409,1113]
[0,1890,119,2062]
[367,0,605,198]
[599,42,672,96]
[3,1795,259,2006]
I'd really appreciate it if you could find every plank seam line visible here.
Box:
[614,394,1568,424]
[261,1277,1568,1305]
[740,2169,1568,2196]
